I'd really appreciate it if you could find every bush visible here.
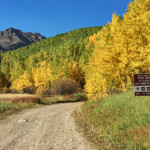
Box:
[53,79,79,95]
[36,88,51,97]
[23,86,36,94]
[9,88,18,94]
[3,87,9,94]
[3,88,18,94]
[73,92,87,101]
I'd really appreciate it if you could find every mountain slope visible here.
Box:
[0,27,46,52]
[0,26,102,90]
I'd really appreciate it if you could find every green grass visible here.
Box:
[0,100,39,119]
[75,91,150,150]
[0,101,19,113]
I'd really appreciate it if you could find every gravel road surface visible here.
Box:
[0,102,93,150]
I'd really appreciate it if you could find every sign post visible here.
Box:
[134,74,150,96]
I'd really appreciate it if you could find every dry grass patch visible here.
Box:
[0,94,36,99]
[0,94,40,104]
[0,94,41,119]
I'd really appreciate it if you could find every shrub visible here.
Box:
[36,88,51,97]
[53,79,79,95]
[3,87,9,94]
[3,88,18,94]
[9,88,18,94]
[73,92,87,101]
[23,86,36,94]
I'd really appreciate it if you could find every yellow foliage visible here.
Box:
[11,71,32,92]
[85,0,150,100]
[11,61,52,93]
[89,33,97,43]
[32,61,52,91]
[68,61,85,87]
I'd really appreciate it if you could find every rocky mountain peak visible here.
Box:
[0,27,46,52]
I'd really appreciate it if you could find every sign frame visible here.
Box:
[134,74,150,96]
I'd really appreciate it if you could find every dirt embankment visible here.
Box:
[0,102,94,150]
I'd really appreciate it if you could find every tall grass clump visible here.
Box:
[0,94,42,117]
[76,91,150,150]
[0,101,19,113]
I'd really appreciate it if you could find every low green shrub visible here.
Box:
[73,93,87,101]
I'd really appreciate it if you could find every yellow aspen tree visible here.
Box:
[11,71,33,92]
[88,33,97,43]
[85,24,111,99]
[121,0,150,84]
[68,61,85,87]
[32,61,52,91]
[85,0,150,100]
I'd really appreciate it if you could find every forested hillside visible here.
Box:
[0,0,149,99]
[0,26,102,93]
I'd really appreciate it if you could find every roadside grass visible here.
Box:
[0,92,86,119]
[0,101,37,119]
[42,93,87,104]
[74,91,150,150]
[0,101,19,113]
[0,95,41,104]
[0,94,42,119]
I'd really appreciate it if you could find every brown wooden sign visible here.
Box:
[134,74,150,96]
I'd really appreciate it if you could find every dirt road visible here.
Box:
[0,102,93,150]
